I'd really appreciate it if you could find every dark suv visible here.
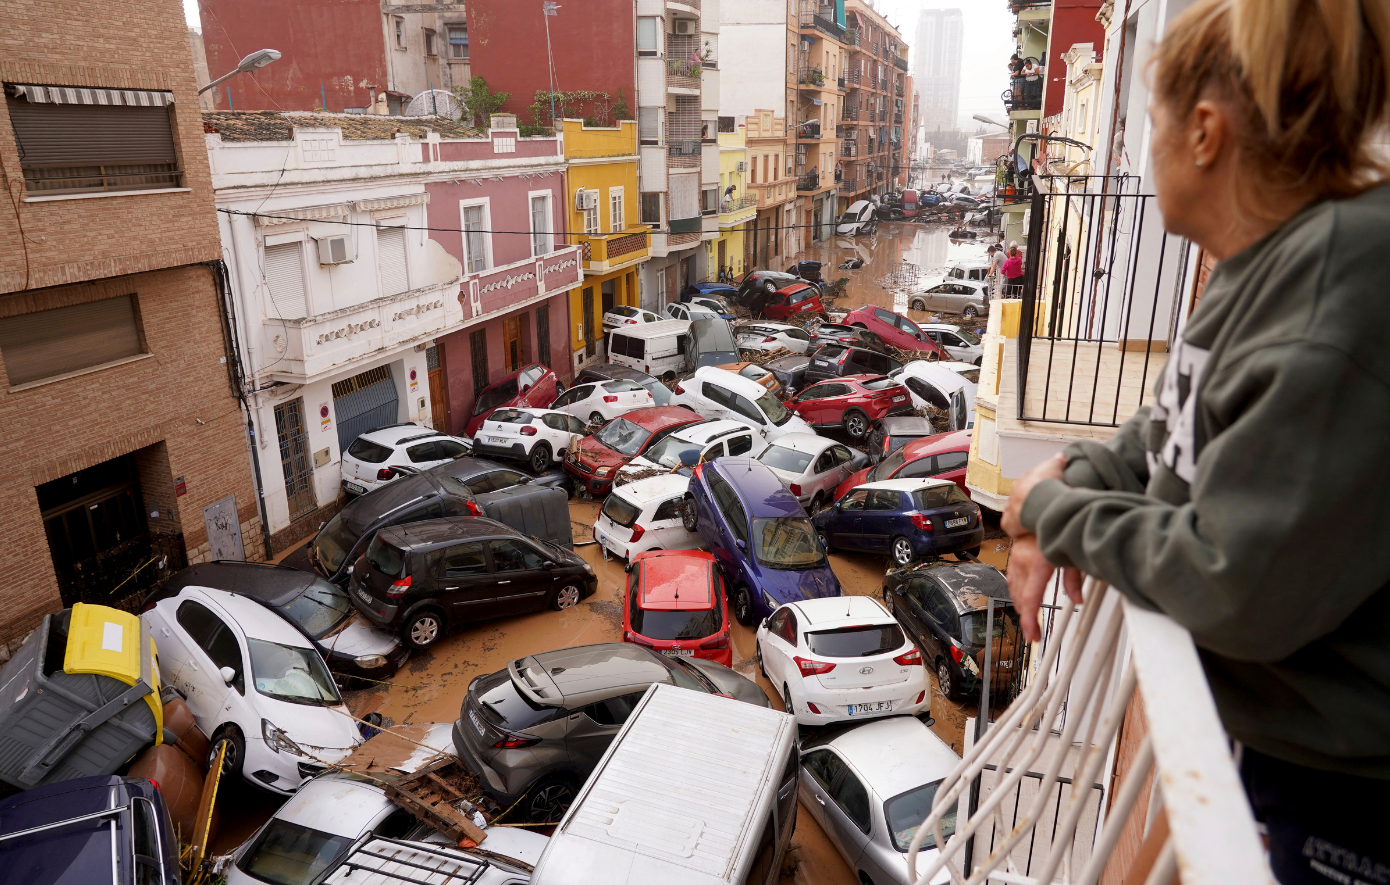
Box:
[348,517,597,649]
[802,344,904,386]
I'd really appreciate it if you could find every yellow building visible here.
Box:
[707,127,757,280]
[563,118,649,370]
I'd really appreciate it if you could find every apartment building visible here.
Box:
[0,0,261,649]
[709,122,757,278]
[792,0,849,247]
[913,8,963,133]
[841,0,909,204]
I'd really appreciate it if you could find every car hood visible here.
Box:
[760,562,842,605]
[684,659,773,708]
[574,436,626,468]
[319,612,402,659]
[255,695,363,754]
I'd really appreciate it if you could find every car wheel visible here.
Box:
[843,409,870,440]
[817,529,832,554]
[551,584,582,611]
[781,683,794,717]
[807,493,823,516]
[524,775,577,824]
[937,658,958,700]
[756,640,767,678]
[974,356,983,366]
[554,381,566,395]
[891,536,915,567]
[911,298,927,311]
[881,585,894,608]
[681,495,699,532]
[733,584,755,626]
[404,609,445,650]
[589,411,605,426]
[529,442,552,475]
[209,725,245,779]
[963,306,979,319]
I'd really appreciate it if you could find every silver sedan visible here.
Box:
[757,432,867,513]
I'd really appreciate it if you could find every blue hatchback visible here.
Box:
[813,477,984,567]
[683,457,842,624]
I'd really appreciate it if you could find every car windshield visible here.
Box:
[954,328,980,345]
[885,780,956,852]
[474,379,519,415]
[631,600,723,640]
[346,438,392,464]
[757,390,794,426]
[312,513,357,573]
[805,624,905,657]
[248,639,342,706]
[612,306,640,318]
[693,320,738,351]
[914,484,971,509]
[642,434,702,469]
[600,493,641,528]
[237,819,354,885]
[869,447,910,482]
[278,579,354,640]
[862,377,898,391]
[595,418,653,456]
[752,517,826,569]
[760,445,813,474]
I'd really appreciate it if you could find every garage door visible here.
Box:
[331,365,399,453]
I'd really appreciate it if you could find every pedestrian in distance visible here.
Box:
[1000,1,1390,882]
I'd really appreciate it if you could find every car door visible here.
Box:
[923,284,951,312]
[430,541,495,621]
[725,430,757,458]
[831,488,869,549]
[799,748,867,865]
[921,581,961,660]
[888,576,934,656]
[857,489,901,552]
[172,598,238,727]
[548,384,587,417]
[815,445,856,499]
[824,761,874,868]
[405,440,444,470]
[564,689,647,771]
[698,381,734,422]
[649,496,698,550]
[488,537,553,615]
[540,413,576,459]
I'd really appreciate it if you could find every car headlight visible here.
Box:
[262,719,303,756]
[596,466,615,476]
[355,654,388,669]
[582,560,595,575]
[762,590,778,613]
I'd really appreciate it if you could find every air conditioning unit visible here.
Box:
[736,161,746,172]
[315,235,355,265]
[672,19,696,35]
[575,189,597,211]
[800,40,811,51]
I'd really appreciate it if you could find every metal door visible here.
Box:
[331,366,399,454]
[202,495,245,561]
[273,398,318,521]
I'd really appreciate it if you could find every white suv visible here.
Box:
[917,323,983,365]
[473,407,589,474]
[669,367,813,442]
[593,474,703,563]
[340,424,471,496]
[615,418,767,481]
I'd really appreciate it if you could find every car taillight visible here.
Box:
[147,778,160,792]
[894,647,923,666]
[626,318,637,324]
[520,426,537,436]
[806,701,823,714]
[883,436,892,452]
[493,733,540,750]
[386,575,411,598]
[377,468,395,481]
[794,656,836,677]
[915,690,926,704]
[629,524,645,542]
[466,500,483,516]
[624,630,655,648]
[789,483,801,497]
[675,383,686,394]
[700,632,729,650]
[909,512,934,531]
[950,644,964,664]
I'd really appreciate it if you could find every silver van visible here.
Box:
[530,683,798,885]
[608,319,691,381]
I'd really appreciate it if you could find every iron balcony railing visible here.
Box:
[843,27,861,46]
[1009,75,1043,111]
[892,54,909,71]
[798,64,828,87]
[798,11,844,40]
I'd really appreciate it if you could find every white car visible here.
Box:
[736,322,815,354]
[472,407,589,474]
[756,595,930,727]
[143,586,362,793]
[547,378,654,425]
[593,474,703,563]
[341,425,472,496]
[891,361,978,431]
[836,200,877,236]
[909,279,991,319]
[228,771,550,885]
[616,418,767,480]
[670,366,813,442]
[663,301,719,322]
[758,433,867,513]
[602,304,663,331]
[917,323,983,365]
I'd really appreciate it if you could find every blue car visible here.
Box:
[813,477,984,567]
[683,457,842,624]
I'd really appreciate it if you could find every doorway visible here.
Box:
[582,287,597,359]
[39,455,153,608]
[274,397,318,522]
[503,316,523,373]
[426,345,449,430]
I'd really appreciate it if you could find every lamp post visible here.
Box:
[972,114,1009,130]
[199,49,282,96]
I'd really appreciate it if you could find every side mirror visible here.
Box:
[543,560,557,569]
[219,666,237,685]
[522,384,531,393]
[735,539,746,551]
[834,501,842,510]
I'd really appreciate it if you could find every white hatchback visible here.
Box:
[602,304,663,331]
[736,322,816,354]
[472,407,589,474]
[663,301,718,322]
[917,323,983,365]
[340,425,472,496]
[547,379,654,426]
[143,586,363,794]
[593,474,703,563]
[757,432,867,513]
[616,418,767,481]
[756,595,930,727]
[670,366,813,442]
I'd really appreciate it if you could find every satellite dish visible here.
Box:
[403,89,465,121]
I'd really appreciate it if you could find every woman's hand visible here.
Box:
[1003,452,1084,641]
[1001,452,1066,537]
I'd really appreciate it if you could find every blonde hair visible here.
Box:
[1153,0,1390,214]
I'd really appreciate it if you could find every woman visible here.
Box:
[1000,242,1024,292]
[1001,1,1389,881]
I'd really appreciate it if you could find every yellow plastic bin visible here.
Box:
[0,603,163,788]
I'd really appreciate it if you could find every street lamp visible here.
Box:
[199,49,282,95]
[973,114,1009,130]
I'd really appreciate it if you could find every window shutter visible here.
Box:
[7,100,176,167]
[264,242,309,319]
[0,295,142,386]
[377,226,409,295]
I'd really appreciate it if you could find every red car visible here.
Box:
[844,305,947,358]
[834,428,973,499]
[564,406,704,496]
[787,374,915,440]
[622,549,731,667]
[464,363,563,437]
[763,282,825,321]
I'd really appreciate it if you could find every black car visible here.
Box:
[735,269,811,306]
[432,458,575,547]
[309,471,481,585]
[433,456,568,496]
[802,344,904,386]
[763,354,812,398]
[148,560,410,680]
[881,561,1019,699]
[867,416,938,465]
[574,362,674,407]
[348,517,597,649]
[812,323,890,354]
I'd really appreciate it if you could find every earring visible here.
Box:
[1195,158,1205,168]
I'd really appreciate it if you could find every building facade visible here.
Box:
[710,124,757,278]
[841,0,909,204]
[792,0,848,246]
[913,8,963,133]
[0,0,262,648]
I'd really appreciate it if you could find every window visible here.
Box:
[424,29,437,56]
[489,537,547,571]
[832,769,872,833]
[582,690,647,725]
[530,194,552,255]
[803,748,845,791]
[640,192,662,225]
[448,25,469,58]
[467,467,526,493]
[131,797,163,885]
[935,451,968,473]
[406,441,440,463]
[536,305,551,371]
[0,294,145,387]
[743,811,777,885]
[636,17,660,55]
[394,17,406,48]
[462,203,488,273]
[701,187,718,215]
[581,191,599,235]
[609,187,625,233]
[638,107,660,144]
[469,329,489,396]
[6,87,181,195]
[727,433,753,456]
[377,225,408,296]
[238,819,355,885]
[435,541,488,576]
[718,116,735,133]
[653,497,685,522]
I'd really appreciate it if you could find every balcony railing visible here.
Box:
[796,172,823,191]
[1008,75,1044,112]
[844,68,860,87]
[841,104,860,122]
[666,34,706,89]
[798,11,845,41]
[666,138,702,168]
[840,141,857,158]
[838,177,857,192]
[843,27,860,46]
[579,228,649,271]
[797,65,828,87]
[892,54,908,71]
[795,120,823,139]
[719,194,758,214]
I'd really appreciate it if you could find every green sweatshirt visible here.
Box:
[1020,183,1390,779]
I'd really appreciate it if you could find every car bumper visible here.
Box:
[472,440,529,462]
[243,740,355,794]
[912,525,985,556]
[342,479,376,496]
[564,460,615,494]
[349,586,402,630]
[593,524,636,562]
[326,642,411,679]
[789,674,930,727]
[451,718,516,805]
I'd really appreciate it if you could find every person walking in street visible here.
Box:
[1000,1,1390,882]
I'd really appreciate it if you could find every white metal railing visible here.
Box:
[908,579,1274,885]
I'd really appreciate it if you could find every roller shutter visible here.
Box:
[377,226,409,296]
[264,243,309,319]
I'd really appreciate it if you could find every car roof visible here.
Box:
[692,366,773,398]
[825,717,961,800]
[380,516,518,549]
[897,361,971,393]
[359,424,439,446]
[185,585,314,647]
[744,321,798,332]
[609,318,690,339]
[766,354,811,369]
[710,458,803,517]
[521,643,674,705]
[774,282,818,295]
[574,363,658,384]
[670,418,756,444]
[612,473,691,503]
[479,362,544,392]
[164,560,318,606]
[857,477,956,494]
[917,562,1011,610]
[846,199,872,211]
[788,595,891,627]
[900,428,973,460]
[638,552,717,610]
[620,405,705,431]
[276,773,391,835]
[879,416,935,435]
[766,432,836,455]
[919,323,963,333]
[337,472,451,533]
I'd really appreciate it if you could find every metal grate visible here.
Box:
[536,305,551,371]
[469,330,489,396]
[425,344,440,371]
[331,365,392,399]
[274,398,318,521]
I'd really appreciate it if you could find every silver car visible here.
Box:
[758,432,867,514]
[909,279,991,319]
[799,716,962,885]
[451,643,769,824]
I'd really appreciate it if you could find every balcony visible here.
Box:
[797,64,829,88]
[668,215,702,235]
[840,140,857,158]
[838,176,857,192]
[840,104,860,122]
[843,27,860,47]
[798,11,845,41]
[718,194,758,224]
[578,227,649,273]
[667,138,702,168]
[1007,76,1043,112]
[895,84,904,97]
[794,119,823,140]
[796,171,824,191]
[844,69,860,88]
[892,54,909,71]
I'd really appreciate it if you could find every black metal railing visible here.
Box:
[1016,176,1191,427]
[798,65,828,87]
[892,55,909,71]
[1009,76,1043,111]
[799,11,845,40]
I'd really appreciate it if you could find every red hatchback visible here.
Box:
[464,364,563,437]
[834,428,973,499]
[763,282,825,321]
[787,374,915,440]
[564,406,705,496]
[844,305,947,358]
[623,550,731,667]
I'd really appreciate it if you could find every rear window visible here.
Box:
[365,534,405,576]
[961,607,1019,648]
[739,365,770,381]
[600,493,641,528]
[238,820,353,885]
[489,409,531,425]
[884,780,955,852]
[612,306,640,318]
[473,668,563,732]
[814,345,846,362]
[279,579,354,639]
[474,379,519,414]
[760,445,813,474]
[347,438,393,463]
[862,377,898,391]
[631,606,723,640]
[913,485,971,509]
[805,624,905,658]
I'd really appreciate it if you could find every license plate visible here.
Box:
[893,395,906,403]
[346,481,367,494]
[355,585,373,604]
[661,649,694,657]
[468,707,486,737]
[945,517,969,528]
[849,701,892,715]
[488,436,508,444]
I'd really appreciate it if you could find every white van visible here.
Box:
[530,683,798,885]
[608,319,691,381]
